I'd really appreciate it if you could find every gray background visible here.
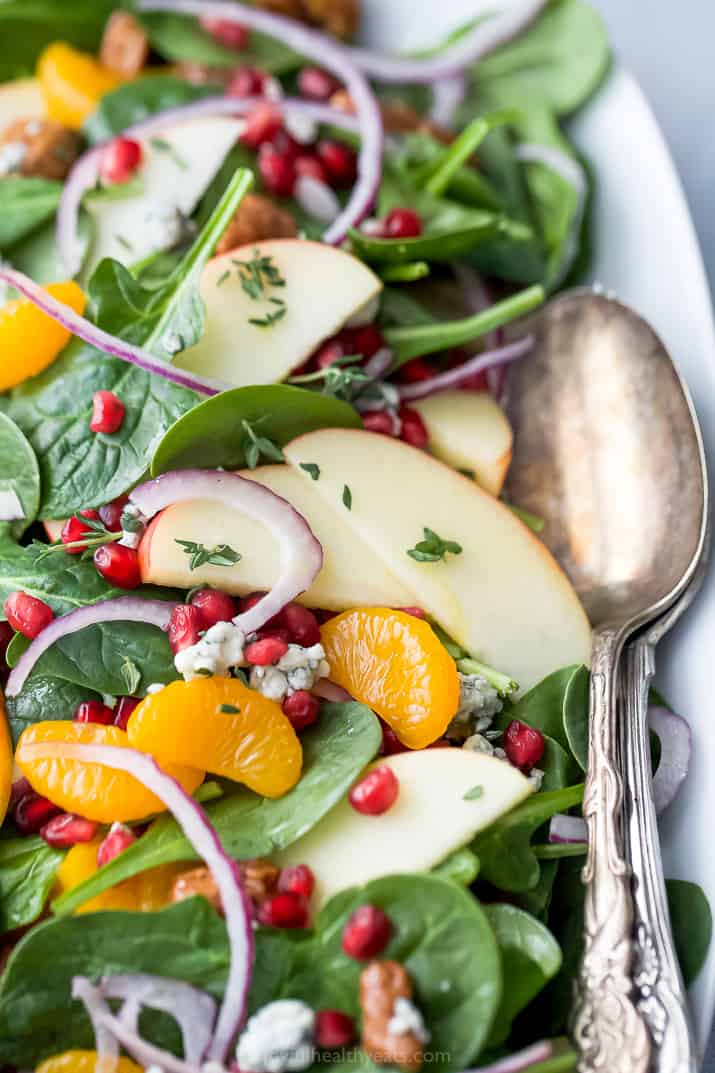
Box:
[589,3,715,1066]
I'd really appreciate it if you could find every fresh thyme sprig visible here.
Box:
[174,539,242,571]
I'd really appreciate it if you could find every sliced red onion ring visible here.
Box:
[0,489,24,522]
[135,0,384,244]
[58,97,360,277]
[101,974,217,1064]
[346,0,549,83]
[648,704,692,815]
[129,470,323,636]
[467,1040,554,1073]
[295,174,341,224]
[5,597,174,698]
[549,813,588,845]
[312,678,352,703]
[33,742,254,1062]
[397,336,534,403]
[71,977,120,1073]
[0,266,227,397]
[515,143,588,288]
[428,75,466,127]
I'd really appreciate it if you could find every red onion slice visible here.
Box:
[311,679,352,703]
[648,704,692,815]
[549,813,588,845]
[31,742,254,1062]
[135,0,384,244]
[295,174,341,224]
[129,470,323,636]
[428,75,467,127]
[101,974,217,1064]
[466,1041,554,1073]
[58,97,360,277]
[5,597,174,698]
[346,0,549,83]
[71,978,121,1073]
[397,336,533,403]
[0,266,227,397]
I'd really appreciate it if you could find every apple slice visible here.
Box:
[176,239,382,388]
[43,519,64,543]
[138,464,414,610]
[413,391,513,496]
[0,79,44,128]
[85,116,244,276]
[275,749,533,905]
[284,429,591,690]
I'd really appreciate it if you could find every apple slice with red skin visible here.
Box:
[413,390,513,496]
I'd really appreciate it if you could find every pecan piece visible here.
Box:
[0,118,82,180]
[171,866,223,914]
[302,0,359,39]
[215,193,298,255]
[360,961,424,1072]
[238,856,281,903]
[100,11,150,80]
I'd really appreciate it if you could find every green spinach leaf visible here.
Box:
[483,903,561,1047]
[433,847,480,887]
[0,0,115,83]
[6,676,102,744]
[151,384,361,474]
[0,837,64,935]
[83,75,219,143]
[666,879,712,988]
[2,169,253,517]
[0,177,62,250]
[138,12,301,73]
[53,702,382,913]
[472,784,584,893]
[496,664,588,777]
[0,542,124,616]
[0,412,40,540]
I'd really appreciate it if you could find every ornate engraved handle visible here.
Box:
[572,626,651,1073]
[622,637,697,1072]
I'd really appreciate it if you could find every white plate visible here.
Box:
[362,0,715,1053]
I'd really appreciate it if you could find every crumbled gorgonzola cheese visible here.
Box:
[250,663,290,701]
[387,997,430,1044]
[174,621,245,681]
[463,733,507,761]
[447,673,503,741]
[236,999,315,1073]
[276,643,330,693]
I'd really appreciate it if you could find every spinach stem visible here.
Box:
[424,109,520,198]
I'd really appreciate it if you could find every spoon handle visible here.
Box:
[572,626,651,1073]
[622,637,697,1072]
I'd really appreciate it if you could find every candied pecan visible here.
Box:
[0,118,81,181]
[239,857,280,903]
[360,961,424,1072]
[302,0,359,39]
[215,193,298,255]
[171,866,223,914]
[175,61,234,87]
[254,0,306,18]
[329,91,453,144]
[100,11,149,80]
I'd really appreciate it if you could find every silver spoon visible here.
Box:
[503,289,709,1073]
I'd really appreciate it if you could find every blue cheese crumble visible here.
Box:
[387,997,430,1044]
[236,999,315,1073]
[447,673,503,742]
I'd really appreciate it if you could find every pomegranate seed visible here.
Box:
[90,390,125,434]
[379,721,406,757]
[278,864,315,899]
[503,720,545,773]
[341,904,392,959]
[240,103,283,150]
[282,690,320,731]
[398,358,433,384]
[278,603,320,646]
[168,604,204,654]
[245,636,289,666]
[227,66,267,98]
[316,139,357,188]
[295,154,329,184]
[97,822,137,868]
[399,606,426,619]
[9,777,31,811]
[254,625,291,644]
[60,509,100,554]
[315,1010,355,1048]
[3,591,53,639]
[14,792,61,836]
[458,369,489,391]
[114,695,140,731]
[258,891,309,929]
[314,338,345,370]
[298,66,341,102]
[99,137,142,184]
[343,324,384,360]
[362,411,395,436]
[74,699,115,726]
[98,494,129,532]
[398,406,429,449]
[349,765,399,815]
[190,588,236,629]
[258,145,296,197]
[271,129,302,163]
[237,591,266,614]
[384,208,423,239]
[198,15,249,49]
[40,813,98,848]
[93,543,141,589]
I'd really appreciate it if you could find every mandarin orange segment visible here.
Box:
[16,722,204,824]
[0,282,86,392]
[127,677,302,798]
[320,608,460,749]
[36,1051,143,1073]
[56,836,185,914]
[0,690,13,825]
[38,43,121,129]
